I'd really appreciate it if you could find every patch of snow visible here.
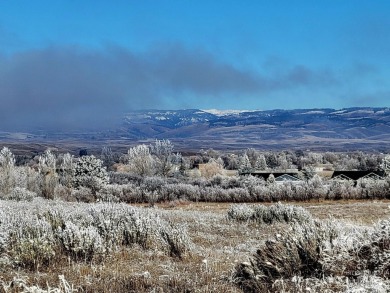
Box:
[350,109,374,114]
[331,110,347,115]
[201,109,259,116]
[303,111,325,115]
[8,133,28,140]
[155,116,168,120]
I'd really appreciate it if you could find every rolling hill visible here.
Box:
[120,107,390,151]
[1,107,390,153]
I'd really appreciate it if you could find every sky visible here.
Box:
[0,0,390,131]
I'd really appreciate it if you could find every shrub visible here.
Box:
[59,221,106,261]
[71,186,95,202]
[227,202,313,224]
[7,215,56,270]
[1,274,76,293]
[96,184,122,202]
[332,218,390,279]
[53,184,73,201]
[0,199,193,270]
[158,220,192,258]
[233,220,339,292]
[7,187,37,201]
[226,204,255,222]
[233,216,390,292]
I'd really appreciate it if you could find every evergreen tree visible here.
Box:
[239,154,252,173]
[73,155,109,195]
[254,154,267,170]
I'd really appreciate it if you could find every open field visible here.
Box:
[1,199,390,292]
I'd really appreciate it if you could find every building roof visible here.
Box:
[275,174,302,182]
[331,170,384,181]
[332,174,354,181]
[241,171,299,180]
[359,172,384,180]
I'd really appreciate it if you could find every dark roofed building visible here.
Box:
[241,170,300,180]
[331,170,385,181]
[275,174,302,182]
[241,169,302,183]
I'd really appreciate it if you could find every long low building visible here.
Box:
[330,170,386,181]
[240,170,299,179]
[240,169,387,183]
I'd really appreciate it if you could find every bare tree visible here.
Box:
[100,146,115,169]
[0,147,16,195]
[127,144,155,176]
[59,153,74,188]
[150,139,176,176]
[38,150,59,199]
[200,158,224,178]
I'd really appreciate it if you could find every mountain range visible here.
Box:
[121,107,390,151]
[1,107,390,153]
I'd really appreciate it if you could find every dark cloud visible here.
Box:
[276,65,337,88]
[146,45,262,95]
[348,91,390,107]
[0,45,339,132]
[0,47,136,131]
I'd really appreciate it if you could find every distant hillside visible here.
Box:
[1,107,390,153]
[120,107,390,151]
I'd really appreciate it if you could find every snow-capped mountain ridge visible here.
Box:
[121,107,390,150]
[3,107,389,152]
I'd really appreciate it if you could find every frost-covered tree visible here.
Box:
[59,153,74,188]
[150,139,176,176]
[73,155,109,195]
[254,154,267,170]
[309,174,323,189]
[382,154,390,175]
[227,154,239,170]
[100,146,115,169]
[38,150,58,199]
[177,155,190,175]
[200,158,224,178]
[0,147,16,195]
[127,144,155,176]
[216,157,225,168]
[277,153,289,170]
[307,152,324,165]
[339,155,360,170]
[239,153,252,173]
[245,148,260,167]
[0,147,15,168]
[267,174,275,184]
[38,150,56,173]
[266,152,279,169]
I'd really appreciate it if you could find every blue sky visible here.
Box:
[0,1,389,129]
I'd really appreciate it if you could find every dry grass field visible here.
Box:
[1,199,390,292]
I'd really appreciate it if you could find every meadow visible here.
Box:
[1,200,390,292]
[0,144,390,292]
